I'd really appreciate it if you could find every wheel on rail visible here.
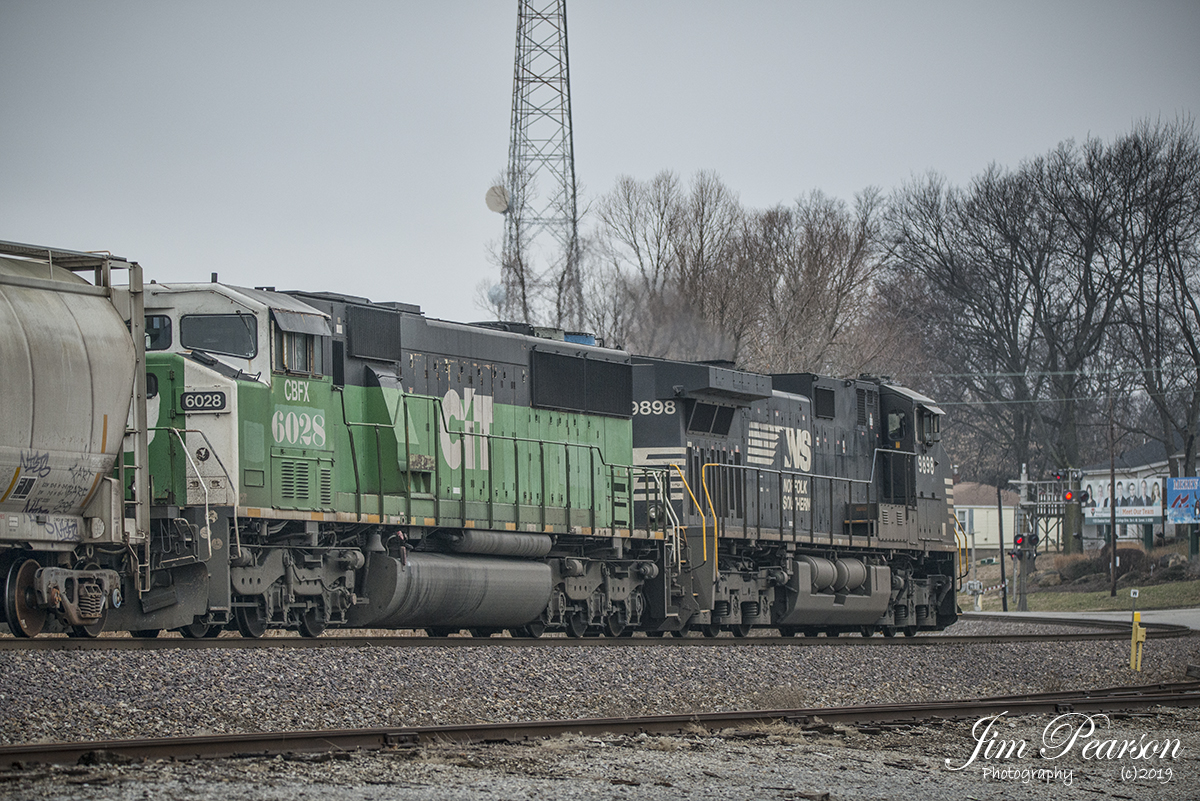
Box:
[235,597,269,638]
[425,627,456,638]
[859,626,876,638]
[646,630,665,637]
[178,619,216,639]
[669,629,687,638]
[566,611,589,638]
[881,626,896,638]
[731,623,752,638]
[69,608,107,638]
[299,606,328,638]
[469,627,501,638]
[132,629,162,639]
[515,620,546,638]
[777,626,798,637]
[902,626,918,638]
[4,559,46,638]
[604,610,627,638]
[701,623,721,638]
[802,628,819,637]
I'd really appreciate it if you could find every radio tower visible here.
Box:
[495,0,583,326]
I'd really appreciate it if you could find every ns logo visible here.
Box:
[784,429,813,472]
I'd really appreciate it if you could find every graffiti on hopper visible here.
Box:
[20,451,51,478]
[14,451,93,514]
[44,517,81,542]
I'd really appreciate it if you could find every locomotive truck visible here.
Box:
[0,240,960,638]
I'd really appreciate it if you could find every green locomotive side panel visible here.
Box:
[324,380,637,532]
[141,353,189,505]
[248,374,337,512]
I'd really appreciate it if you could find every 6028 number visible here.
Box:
[272,410,326,447]
[180,391,227,412]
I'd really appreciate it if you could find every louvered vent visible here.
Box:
[319,468,333,506]
[280,461,310,500]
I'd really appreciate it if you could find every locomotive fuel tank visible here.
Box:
[0,257,136,543]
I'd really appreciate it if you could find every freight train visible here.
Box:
[0,241,961,639]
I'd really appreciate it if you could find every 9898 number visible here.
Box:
[631,400,677,416]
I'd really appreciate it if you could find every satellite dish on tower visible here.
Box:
[485,185,510,214]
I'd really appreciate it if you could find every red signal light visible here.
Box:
[1064,490,1075,502]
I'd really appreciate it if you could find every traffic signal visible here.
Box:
[1014,533,1025,548]
[1064,489,1075,502]
[1029,532,1040,548]
[1064,489,1091,504]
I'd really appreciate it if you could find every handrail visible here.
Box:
[952,514,971,584]
[151,426,239,561]
[701,463,722,573]
[670,463,707,567]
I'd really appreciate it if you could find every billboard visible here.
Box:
[1082,476,1163,524]
[1166,477,1200,526]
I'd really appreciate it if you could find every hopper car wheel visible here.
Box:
[516,621,545,638]
[178,620,216,639]
[881,626,896,638]
[825,629,842,638]
[4,559,46,638]
[70,609,107,638]
[132,629,162,639]
[701,623,720,638]
[565,611,588,638]
[299,607,327,638]
[903,626,918,638]
[235,597,269,639]
[731,623,752,638]
[803,629,819,637]
[469,628,500,638]
[859,626,876,638]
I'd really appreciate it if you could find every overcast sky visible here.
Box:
[2,1,1197,320]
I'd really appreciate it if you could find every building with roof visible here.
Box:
[952,482,1020,555]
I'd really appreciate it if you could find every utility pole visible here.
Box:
[492,0,583,327]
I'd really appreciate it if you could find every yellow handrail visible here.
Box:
[952,514,970,584]
[670,463,707,564]
[701,463,722,573]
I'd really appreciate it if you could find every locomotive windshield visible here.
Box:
[180,313,258,358]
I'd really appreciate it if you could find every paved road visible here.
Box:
[965,607,1200,631]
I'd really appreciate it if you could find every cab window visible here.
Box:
[180,314,257,358]
[274,327,323,376]
[145,315,172,350]
[887,411,907,442]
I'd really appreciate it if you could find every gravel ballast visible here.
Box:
[0,623,1196,746]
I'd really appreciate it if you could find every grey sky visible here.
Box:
[2,1,1197,320]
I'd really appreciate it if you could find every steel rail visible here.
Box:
[2,682,1198,768]
[0,622,1188,651]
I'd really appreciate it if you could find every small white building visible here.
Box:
[952,482,1020,554]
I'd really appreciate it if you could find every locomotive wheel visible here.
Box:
[859,626,876,638]
[235,598,269,639]
[881,626,896,638]
[802,628,819,637]
[4,559,46,638]
[132,629,162,638]
[565,611,588,638]
[903,626,918,638]
[604,611,627,638]
[731,623,752,638]
[299,606,327,638]
[701,623,720,638]
[670,629,687,638]
[178,620,215,639]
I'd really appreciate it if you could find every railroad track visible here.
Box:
[2,681,1198,768]
[0,615,1188,650]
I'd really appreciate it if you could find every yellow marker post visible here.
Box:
[1130,612,1146,672]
